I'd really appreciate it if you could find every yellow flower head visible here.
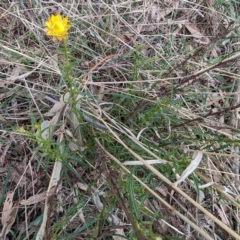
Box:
[34,124,39,130]
[44,13,71,41]
[18,127,25,133]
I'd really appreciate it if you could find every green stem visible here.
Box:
[63,40,74,98]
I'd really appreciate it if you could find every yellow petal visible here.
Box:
[56,13,62,21]
[45,22,52,28]
[63,17,68,24]
[66,25,71,30]
[51,14,58,22]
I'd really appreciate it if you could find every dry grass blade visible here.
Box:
[0,192,19,239]
[174,151,202,185]
[196,171,240,209]
[20,188,55,206]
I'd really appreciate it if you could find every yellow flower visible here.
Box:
[18,127,25,133]
[44,13,71,41]
[34,124,39,130]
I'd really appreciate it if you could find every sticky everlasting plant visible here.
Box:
[44,13,71,41]
[44,13,75,96]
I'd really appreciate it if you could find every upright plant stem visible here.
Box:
[63,40,74,98]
